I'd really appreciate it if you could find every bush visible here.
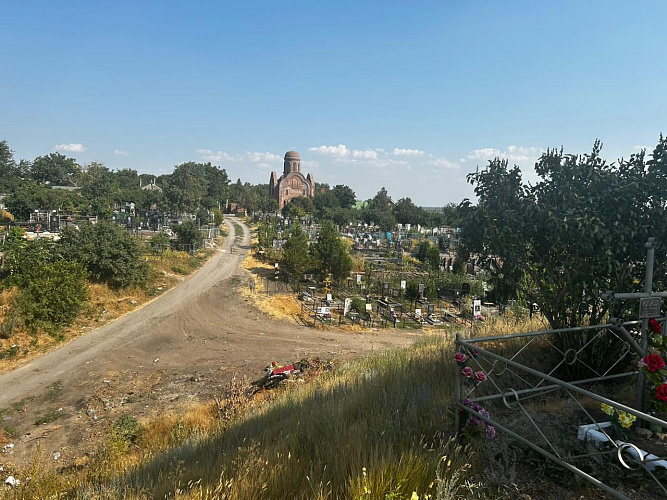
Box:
[150,232,171,253]
[352,297,367,314]
[212,208,224,226]
[113,414,141,444]
[172,221,202,249]
[171,266,188,275]
[59,221,148,288]
[16,260,89,329]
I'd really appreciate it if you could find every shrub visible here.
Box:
[113,414,141,444]
[59,221,148,288]
[172,221,202,249]
[16,260,89,329]
[150,231,171,253]
[171,266,188,275]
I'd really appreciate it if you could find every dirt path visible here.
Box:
[0,218,417,468]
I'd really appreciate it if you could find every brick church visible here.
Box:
[269,151,315,209]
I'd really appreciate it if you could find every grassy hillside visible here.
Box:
[1,336,483,500]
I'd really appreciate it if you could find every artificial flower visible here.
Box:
[643,354,665,373]
[600,403,615,416]
[656,383,667,403]
[461,367,473,378]
[618,411,636,429]
[649,317,662,335]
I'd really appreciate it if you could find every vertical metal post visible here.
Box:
[638,238,655,411]
[454,333,462,435]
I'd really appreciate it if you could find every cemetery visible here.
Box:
[246,218,490,334]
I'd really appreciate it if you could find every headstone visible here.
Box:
[344,298,352,315]
[365,303,372,312]
[418,284,425,294]
[400,280,406,290]
[316,306,330,315]
[473,300,482,316]
[356,274,362,284]
[415,308,422,318]
[428,304,434,316]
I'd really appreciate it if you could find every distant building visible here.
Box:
[141,179,163,193]
[269,151,315,210]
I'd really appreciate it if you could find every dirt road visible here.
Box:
[0,218,416,467]
[0,218,252,408]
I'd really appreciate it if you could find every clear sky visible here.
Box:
[2,1,666,205]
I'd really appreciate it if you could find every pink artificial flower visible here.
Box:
[474,371,487,383]
[461,367,473,378]
[454,352,467,363]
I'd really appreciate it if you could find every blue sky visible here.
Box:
[2,1,666,205]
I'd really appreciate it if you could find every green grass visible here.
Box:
[45,380,63,402]
[9,395,35,413]
[34,408,62,426]
[171,265,189,275]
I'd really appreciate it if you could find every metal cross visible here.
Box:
[601,237,665,411]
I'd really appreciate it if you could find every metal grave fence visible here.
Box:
[455,321,667,499]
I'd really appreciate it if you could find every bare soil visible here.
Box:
[0,219,417,473]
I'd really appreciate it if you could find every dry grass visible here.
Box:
[474,312,547,338]
[239,252,306,322]
[240,252,274,273]
[351,253,366,273]
[241,290,303,321]
[0,337,479,500]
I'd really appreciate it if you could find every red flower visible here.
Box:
[649,318,663,335]
[644,354,666,372]
[656,383,667,403]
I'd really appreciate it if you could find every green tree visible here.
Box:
[59,221,148,288]
[362,187,395,231]
[416,241,431,263]
[331,184,356,209]
[149,231,171,253]
[80,162,116,217]
[212,208,224,226]
[280,224,312,286]
[163,162,207,213]
[0,140,19,192]
[3,182,87,220]
[282,196,315,219]
[30,153,81,185]
[460,138,667,329]
[393,198,420,224]
[172,221,202,249]
[257,220,278,250]
[312,221,352,282]
[426,246,441,271]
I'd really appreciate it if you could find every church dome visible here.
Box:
[285,150,300,159]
